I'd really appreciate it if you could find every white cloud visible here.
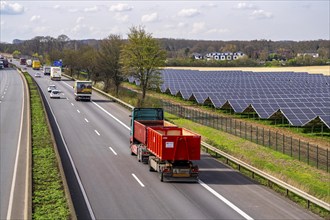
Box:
[0,1,24,15]
[30,15,41,22]
[206,28,230,34]
[114,13,128,22]
[191,22,206,34]
[53,5,61,9]
[68,8,79,13]
[141,12,159,23]
[76,17,84,23]
[236,2,257,10]
[201,3,218,8]
[84,6,98,12]
[178,8,200,17]
[178,22,187,28]
[109,3,133,12]
[251,10,273,19]
[33,26,47,34]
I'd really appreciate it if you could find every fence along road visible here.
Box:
[162,103,329,172]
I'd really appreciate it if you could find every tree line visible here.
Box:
[0,29,329,103]
[2,27,167,106]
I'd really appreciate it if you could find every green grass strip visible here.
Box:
[22,72,70,219]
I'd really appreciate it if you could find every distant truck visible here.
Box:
[73,81,92,101]
[130,108,200,182]
[50,66,61,81]
[0,57,8,67]
[32,60,41,70]
[26,59,32,67]
[20,58,26,65]
[43,66,51,75]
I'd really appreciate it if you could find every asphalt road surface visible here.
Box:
[17,62,320,219]
[0,68,29,219]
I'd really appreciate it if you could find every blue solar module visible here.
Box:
[130,69,330,127]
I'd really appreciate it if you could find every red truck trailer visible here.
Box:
[130,108,200,182]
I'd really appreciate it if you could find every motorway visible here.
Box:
[16,62,320,219]
[0,68,30,219]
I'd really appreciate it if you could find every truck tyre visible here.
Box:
[149,160,154,172]
[159,172,164,182]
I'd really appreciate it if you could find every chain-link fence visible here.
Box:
[163,102,329,172]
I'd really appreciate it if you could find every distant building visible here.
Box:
[200,51,245,61]
[297,53,319,58]
[192,53,203,60]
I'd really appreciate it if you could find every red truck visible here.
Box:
[130,108,200,182]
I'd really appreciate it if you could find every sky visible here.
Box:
[0,1,329,43]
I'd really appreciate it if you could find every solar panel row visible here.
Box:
[130,69,330,128]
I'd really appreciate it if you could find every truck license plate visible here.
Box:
[173,173,190,177]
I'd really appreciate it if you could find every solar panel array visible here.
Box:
[130,69,330,128]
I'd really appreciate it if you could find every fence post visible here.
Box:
[307,143,310,165]
[234,120,237,136]
[268,129,271,147]
[327,149,328,173]
[290,136,293,157]
[250,125,252,142]
[240,121,242,137]
[298,139,301,161]
[316,145,318,169]
[276,132,278,151]
[245,122,247,139]
[263,128,265,146]
[256,127,259,144]
[282,134,285,153]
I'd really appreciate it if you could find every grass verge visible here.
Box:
[22,71,70,219]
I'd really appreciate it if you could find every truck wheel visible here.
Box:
[149,162,154,172]
[159,172,164,182]
[137,149,141,162]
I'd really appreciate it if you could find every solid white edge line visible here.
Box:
[43,91,96,220]
[6,75,25,219]
[84,118,89,123]
[198,180,254,220]
[92,101,130,130]
[108,147,118,156]
[132,174,145,187]
[94,130,100,136]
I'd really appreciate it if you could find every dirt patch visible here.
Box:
[166,66,330,76]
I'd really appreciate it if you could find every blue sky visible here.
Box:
[0,1,329,43]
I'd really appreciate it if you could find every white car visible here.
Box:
[50,89,61,99]
[47,85,57,92]
[35,72,41,77]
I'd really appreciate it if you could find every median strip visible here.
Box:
[21,70,71,219]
